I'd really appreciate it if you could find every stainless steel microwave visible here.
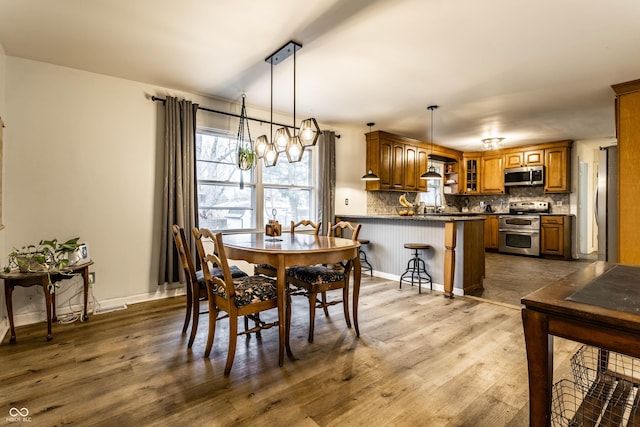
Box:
[504,165,544,187]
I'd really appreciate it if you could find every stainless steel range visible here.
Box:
[498,201,549,256]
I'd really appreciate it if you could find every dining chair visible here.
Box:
[286,221,361,343]
[192,227,285,375]
[170,224,248,349]
[254,219,321,278]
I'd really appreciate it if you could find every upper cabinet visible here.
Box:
[504,149,544,168]
[365,131,462,192]
[365,131,571,194]
[479,153,505,194]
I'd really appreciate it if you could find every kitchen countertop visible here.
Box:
[335,213,485,221]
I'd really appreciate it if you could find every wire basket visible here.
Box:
[571,346,640,393]
[551,345,640,426]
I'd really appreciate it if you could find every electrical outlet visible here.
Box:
[557,201,563,206]
[89,272,95,284]
[345,198,349,205]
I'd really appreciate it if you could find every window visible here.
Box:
[419,162,445,208]
[195,128,316,232]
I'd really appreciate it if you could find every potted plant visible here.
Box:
[237,146,256,170]
[4,237,83,292]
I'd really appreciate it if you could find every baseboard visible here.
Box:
[9,286,186,328]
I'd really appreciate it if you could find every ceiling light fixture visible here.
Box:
[255,40,319,167]
[421,105,442,180]
[362,122,380,181]
[481,137,505,151]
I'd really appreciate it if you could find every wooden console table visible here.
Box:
[1,261,93,343]
[521,261,640,426]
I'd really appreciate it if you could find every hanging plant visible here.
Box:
[236,94,256,172]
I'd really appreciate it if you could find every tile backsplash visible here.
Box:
[366,186,570,215]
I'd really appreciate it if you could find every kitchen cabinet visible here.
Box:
[462,155,480,194]
[504,149,544,168]
[443,162,459,194]
[612,79,640,265]
[543,143,571,193]
[540,215,571,259]
[483,215,499,250]
[365,130,462,192]
[479,154,505,194]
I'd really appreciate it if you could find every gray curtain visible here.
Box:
[318,130,336,236]
[159,96,199,285]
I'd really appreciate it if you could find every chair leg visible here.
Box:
[342,284,352,329]
[321,291,330,317]
[308,291,318,343]
[204,305,218,358]
[188,297,200,349]
[224,315,238,375]
[285,293,294,359]
[183,284,193,334]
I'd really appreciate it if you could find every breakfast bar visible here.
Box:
[336,214,485,296]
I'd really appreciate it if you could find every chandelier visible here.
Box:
[481,137,505,150]
[254,41,321,167]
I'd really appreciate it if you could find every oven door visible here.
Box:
[498,228,540,256]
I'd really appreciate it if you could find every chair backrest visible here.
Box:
[290,219,321,236]
[192,228,232,297]
[171,224,198,284]
[328,221,361,241]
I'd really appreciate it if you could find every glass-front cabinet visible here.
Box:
[463,155,480,194]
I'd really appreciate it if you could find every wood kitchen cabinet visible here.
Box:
[365,130,462,192]
[612,79,640,265]
[479,154,505,194]
[483,215,499,250]
[504,149,544,168]
[462,154,480,194]
[544,143,571,193]
[540,215,571,259]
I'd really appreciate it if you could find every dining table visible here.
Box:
[222,232,362,366]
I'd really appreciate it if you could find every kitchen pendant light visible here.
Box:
[421,105,442,180]
[361,122,380,181]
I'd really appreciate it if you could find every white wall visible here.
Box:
[2,56,362,327]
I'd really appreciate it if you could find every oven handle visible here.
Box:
[499,228,540,235]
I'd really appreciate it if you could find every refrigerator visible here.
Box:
[596,145,617,262]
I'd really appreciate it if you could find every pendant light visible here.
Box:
[420,105,442,180]
[361,122,380,181]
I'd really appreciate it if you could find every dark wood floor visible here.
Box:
[472,252,596,307]
[0,258,586,426]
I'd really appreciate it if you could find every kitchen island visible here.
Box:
[335,214,485,296]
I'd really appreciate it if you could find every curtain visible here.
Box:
[318,130,336,236]
[159,96,199,285]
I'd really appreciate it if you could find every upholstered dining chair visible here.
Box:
[286,221,361,343]
[254,219,322,278]
[192,227,285,375]
[170,225,248,349]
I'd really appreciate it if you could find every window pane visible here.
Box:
[197,183,256,230]
[264,187,311,225]
[263,150,312,186]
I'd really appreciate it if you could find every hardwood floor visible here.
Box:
[471,252,596,307]
[0,272,584,426]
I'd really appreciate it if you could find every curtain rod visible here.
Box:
[150,96,339,138]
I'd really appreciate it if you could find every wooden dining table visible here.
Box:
[222,232,362,366]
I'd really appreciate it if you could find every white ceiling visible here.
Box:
[1,0,638,151]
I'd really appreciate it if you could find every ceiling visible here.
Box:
[1,0,639,151]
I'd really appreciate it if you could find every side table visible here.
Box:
[1,261,93,343]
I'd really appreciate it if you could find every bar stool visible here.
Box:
[399,243,433,294]
[358,239,373,277]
